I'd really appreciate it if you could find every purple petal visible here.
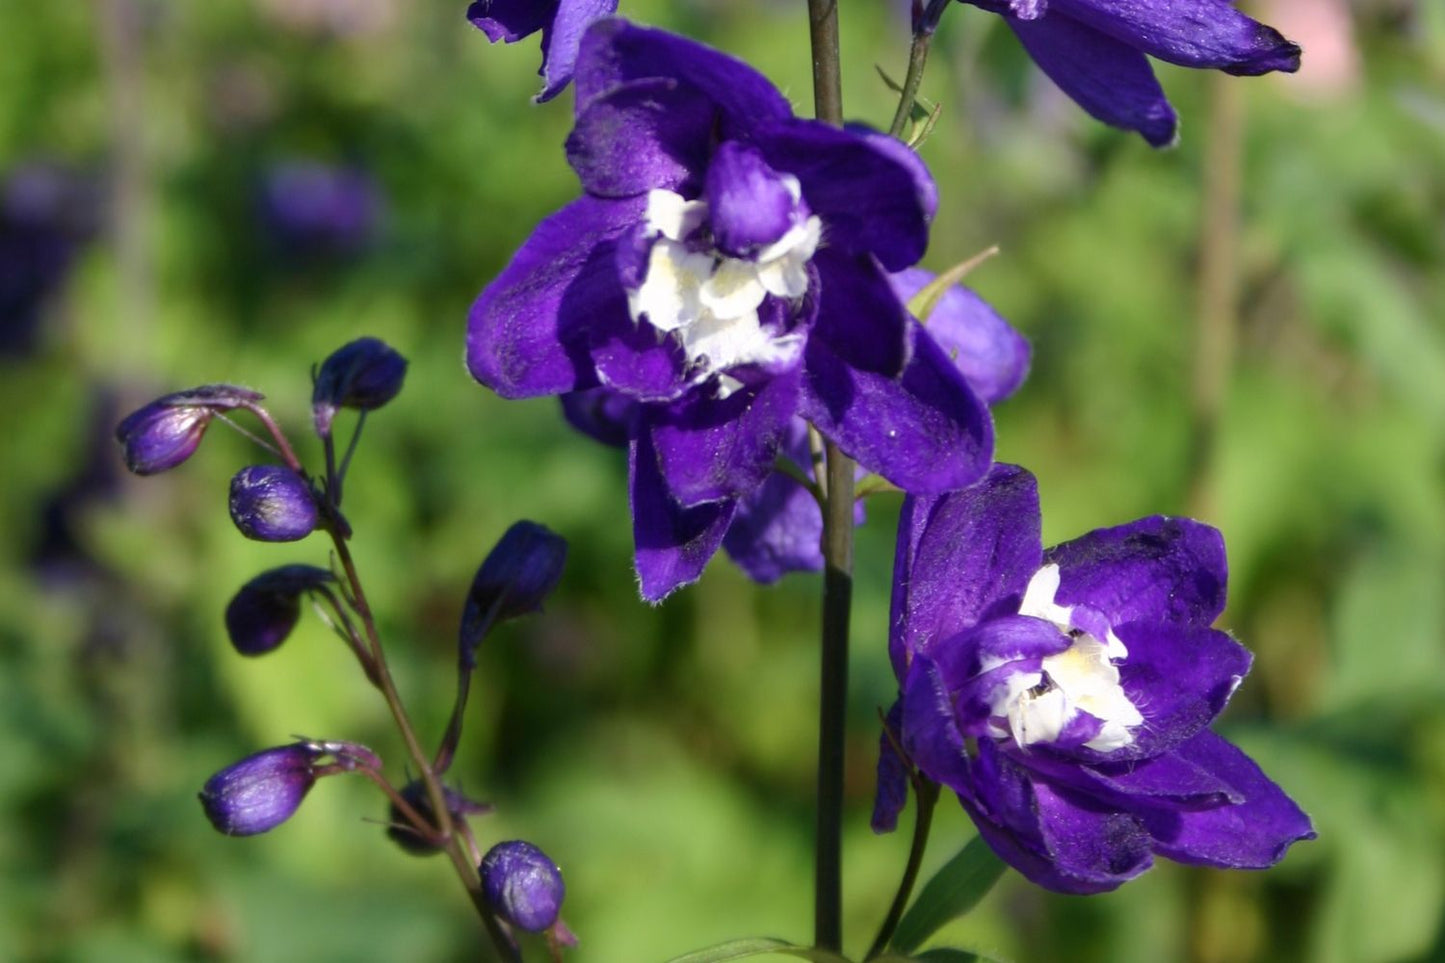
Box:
[590,301,691,402]
[467,0,549,43]
[559,387,635,447]
[1046,516,1229,627]
[1008,14,1178,147]
[871,700,910,834]
[889,268,1031,404]
[947,616,1073,728]
[536,0,618,102]
[1027,744,1242,810]
[901,656,972,791]
[705,142,806,259]
[754,119,935,270]
[467,195,644,398]
[1108,622,1252,758]
[630,432,735,602]
[567,77,716,198]
[806,250,910,378]
[890,465,1042,675]
[646,371,799,507]
[1050,0,1302,75]
[1140,730,1315,868]
[800,314,994,495]
[722,470,823,583]
[573,19,792,131]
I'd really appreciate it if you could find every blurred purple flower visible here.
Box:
[875,464,1315,893]
[0,163,98,356]
[467,0,618,103]
[258,161,379,258]
[949,0,1301,145]
[469,19,993,601]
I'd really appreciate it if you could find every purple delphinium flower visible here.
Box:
[0,163,98,357]
[467,0,619,103]
[228,465,319,542]
[480,840,566,932]
[875,464,1314,893]
[469,19,994,601]
[946,0,1301,146]
[559,267,1028,585]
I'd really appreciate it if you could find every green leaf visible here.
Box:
[888,836,1007,956]
[664,937,854,963]
[905,247,1000,324]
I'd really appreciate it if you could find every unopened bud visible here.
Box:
[480,840,565,933]
[199,743,324,836]
[224,564,335,656]
[385,779,492,857]
[458,522,567,662]
[229,465,318,542]
[115,384,263,475]
[198,739,376,837]
[312,337,407,436]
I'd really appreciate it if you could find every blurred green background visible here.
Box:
[2,1,1444,960]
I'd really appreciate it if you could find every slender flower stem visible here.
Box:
[887,29,934,139]
[243,403,306,473]
[807,0,852,952]
[326,531,519,963]
[865,778,940,959]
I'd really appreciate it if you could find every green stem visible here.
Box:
[807,0,851,951]
[327,532,519,963]
[887,28,934,140]
[865,779,939,959]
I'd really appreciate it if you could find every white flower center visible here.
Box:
[986,564,1143,753]
[627,188,820,397]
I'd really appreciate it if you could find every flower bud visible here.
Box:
[115,384,263,475]
[198,743,324,836]
[228,465,318,541]
[385,779,492,857]
[480,840,565,933]
[458,521,567,662]
[311,337,407,436]
[224,564,335,656]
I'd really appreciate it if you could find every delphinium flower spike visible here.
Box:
[875,464,1315,893]
[468,18,995,600]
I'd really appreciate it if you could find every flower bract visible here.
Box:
[469,18,995,600]
[875,464,1315,893]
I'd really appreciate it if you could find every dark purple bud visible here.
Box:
[198,743,324,836]
[480,840,565,933]
[386,779,493,857]
[459,521,567,661]
[114,384,263,475]
[311,337,408,436]
[229,465,318,542]
[224,564,335,656]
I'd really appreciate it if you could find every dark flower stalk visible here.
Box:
[807,0,849,952]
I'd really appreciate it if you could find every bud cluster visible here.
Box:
[117,338,572,955]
